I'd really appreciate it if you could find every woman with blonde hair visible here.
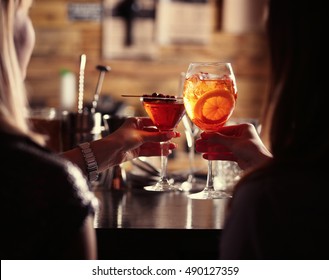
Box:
[1,0,179,259]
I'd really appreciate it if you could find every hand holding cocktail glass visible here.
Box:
[183,62,237,199]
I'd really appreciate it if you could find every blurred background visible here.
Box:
[26,0,269,120]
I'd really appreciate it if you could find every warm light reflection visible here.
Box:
[185,198,192,229]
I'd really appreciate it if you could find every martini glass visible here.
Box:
[183,62,238,199]
[141,93,185,191]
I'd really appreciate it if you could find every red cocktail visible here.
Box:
[141,93,185,191]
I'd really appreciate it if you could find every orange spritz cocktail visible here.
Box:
[183,62,237,199]
[142,93,185,131]
[183,73,237,132]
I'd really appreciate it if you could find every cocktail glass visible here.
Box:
[141,93,185,191]
[183,62,238,199]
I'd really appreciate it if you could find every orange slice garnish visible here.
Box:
[194,89,236,126]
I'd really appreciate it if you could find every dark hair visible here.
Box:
[263,0,328,161]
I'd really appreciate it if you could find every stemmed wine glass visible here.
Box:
[180,114,200,191]
[183,62,238,199]
[178,72,200,191]
[140,93,186,191]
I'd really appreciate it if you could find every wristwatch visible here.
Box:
[78,142,99,181]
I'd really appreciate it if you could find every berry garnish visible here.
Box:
[142,92,178,102]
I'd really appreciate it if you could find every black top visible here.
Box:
[219,159,329,259]
[1,132,97,259]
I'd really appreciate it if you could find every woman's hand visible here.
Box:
[195,123,272,170]
[61,117,180,176]
[104,117,180,166]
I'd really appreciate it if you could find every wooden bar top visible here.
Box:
[93,188,229,230]
[93,187,230,259]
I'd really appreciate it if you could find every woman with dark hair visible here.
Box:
[196,0,329,259]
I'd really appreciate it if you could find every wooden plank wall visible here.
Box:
[26,0,269,119]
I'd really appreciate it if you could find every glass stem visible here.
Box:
[159,141,169,183]
[187,138,196,185]
[205,160,215,192]
[185,130,195,176]
[188,137,196,175]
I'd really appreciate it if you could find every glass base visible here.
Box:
[144,179,181,192]
[188,189,232,199]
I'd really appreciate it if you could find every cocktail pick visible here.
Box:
[121,94,183,100]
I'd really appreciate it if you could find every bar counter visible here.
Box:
[93,187,230,259]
